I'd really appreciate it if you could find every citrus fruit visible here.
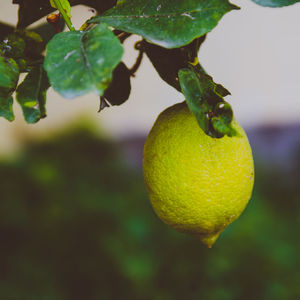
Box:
[143,101,254,247]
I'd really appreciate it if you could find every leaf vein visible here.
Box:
[79,34,96,91]
[102,8,218,20]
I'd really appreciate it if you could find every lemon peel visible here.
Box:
[143,101,254,247]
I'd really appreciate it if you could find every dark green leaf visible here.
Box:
[91,0,239,48]
[100,62,131,111]
[21,30,44,60]
[99,97,110,111]
[31,20,65,46]
[0,56,19,121]
[215,83,231,97]
[1,31,44,68]
[143,36,206,91]
[0,56,19,91]
[211,102,236,136]
[15,0,117,29]
[16,65,50,123]
[251,0,300,7]
[44,23,123,98]
[0,95,14,121]
[0,34,26,59]
[16,58,27,72]
[178,67,237,138]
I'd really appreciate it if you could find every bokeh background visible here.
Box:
[1,1,300,299]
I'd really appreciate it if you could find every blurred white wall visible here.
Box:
[0,1,300,154]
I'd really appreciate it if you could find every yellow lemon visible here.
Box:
[143,101,254,248]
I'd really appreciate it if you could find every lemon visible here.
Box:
[143,101,254,248]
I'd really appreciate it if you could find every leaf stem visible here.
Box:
[52,0,75,31]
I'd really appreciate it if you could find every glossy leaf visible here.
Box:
[0,96,14,121]
[0,56,19,121]
[91,0,239,48]
[44,23,123,98]
[178,67,237,138]
[251,0,300,7]
[0,56,19,91]
[0,31,44,69]
[16,66,50,123]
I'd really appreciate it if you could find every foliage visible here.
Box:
[44,23,123,98]
[0,0,298,136]
[0,56,19,121]
[252,0,300,6]
[0,126,299,299]
[90,0,239,49]
[16,65,49,123]
[179,68,236,137]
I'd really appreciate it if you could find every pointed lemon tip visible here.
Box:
[194,232,221,248]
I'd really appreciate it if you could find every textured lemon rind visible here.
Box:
[143,102,254,247]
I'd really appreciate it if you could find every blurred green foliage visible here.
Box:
[0,125,299,300]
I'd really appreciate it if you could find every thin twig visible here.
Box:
[130,41,144,76]
[117,32,132,43]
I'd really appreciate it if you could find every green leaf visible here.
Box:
[0,95,14,121]
[1,31,44,68]
[0,56,19,91]
[178,67,237,138]
[251,0,300,7]
[0,56,19,121]
[16,66,50,123]
[90,0,239,48]
[143,36,206,91]
[22,30,44,60]
[44,23,123,98]
[31,20,65,46]
[50,0,72,18]
[0,33,26,59]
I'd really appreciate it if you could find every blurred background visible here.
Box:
[1,1,300,299]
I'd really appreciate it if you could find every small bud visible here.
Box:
[47,13,60,25]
